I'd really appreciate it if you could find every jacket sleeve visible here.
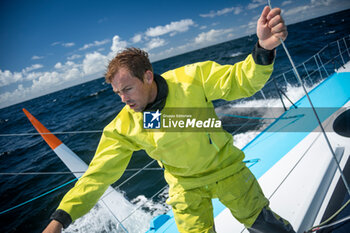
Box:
[54,122,137,223]
[195,47,274,101]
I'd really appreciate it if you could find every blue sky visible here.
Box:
[1,0,349,108]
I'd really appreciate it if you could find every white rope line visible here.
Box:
[120,184,169,224]
[0,130,103,137]
[100,199,129,233]
[268,0,350,198]
[0,168,163,176]
[99,160,159,202]
[116,160,157,189]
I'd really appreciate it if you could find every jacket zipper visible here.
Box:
[206,133,220,152]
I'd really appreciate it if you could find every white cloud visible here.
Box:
[1,34,127,107]
[65,67,82,81]
[0,34,130,108]
[283,0,337,19]
[31,55,44,60]
[145,38,166,51]
[0,70,23,87]
[0,85,29,109]
[54,62,63,69]
[51,41,61,46]
[67,54,82,60]
[274,0,344,25]
[0,61,87,108]
[145,19,195,37]
[62,42,75,47]
[311,0,335,6]
[33,62,82,85]
[148,46,182,62]
[132,34,143,43]
[31,71,60,88]
[23,64,43,73]
[0,64,45,87]
[283,5,311,17]
[26,69,78,96]
[247,0,266,10]
[281,1,292,6]
[149,27,238,62]
[52,41,75,47]
[82,52,108,76]
[194,28,234,45]
[200,7,243,18]
[26,62,81,83]
[242,14,260,35]
[51,61,82,80]
[110,35,128,55]
[25,71,42,81]
[79,39,110,51]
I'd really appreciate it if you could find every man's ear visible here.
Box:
[144,70,154,84]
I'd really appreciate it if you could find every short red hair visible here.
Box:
[105,48,153,83]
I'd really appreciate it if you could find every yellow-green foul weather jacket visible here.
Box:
[57,53,274,222]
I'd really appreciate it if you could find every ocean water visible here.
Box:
[0,9,349,233]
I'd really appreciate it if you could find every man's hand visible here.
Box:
[42,220,63,233]
[257,6,288,50]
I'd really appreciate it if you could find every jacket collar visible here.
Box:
[143,74,168,112]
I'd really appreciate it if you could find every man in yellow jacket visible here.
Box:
[44,6,292,233]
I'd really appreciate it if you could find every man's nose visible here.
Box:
[120,94,129,103]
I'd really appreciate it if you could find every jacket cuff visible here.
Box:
[251,42,275,65]
[50,209,72,229]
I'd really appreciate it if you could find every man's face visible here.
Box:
[111,67,154,112]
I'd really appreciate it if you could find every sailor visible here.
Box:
[43,6,294,233]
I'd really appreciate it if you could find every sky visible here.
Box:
[1,0,349,109]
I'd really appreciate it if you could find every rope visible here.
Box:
[218,113,303,120]
[244,159,261,168]
[307,215,350,232]
[116,160,157,189]
[267,1,350,232]
[0,130,102,137]
[231,117,255,136]
[306,199,350,232]
[0,178,77,215]
[318,215,350,230]
[120,185,169,224]
[268,0,350,197]
[0,168,163,176]
[278,88,298,109]
[272,76,287,111]
[84,160,159,208]
[223,122,271,127]
[100,199,129,233]
[0,171,86,175]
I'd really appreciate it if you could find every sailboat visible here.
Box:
[23,35,350,232]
